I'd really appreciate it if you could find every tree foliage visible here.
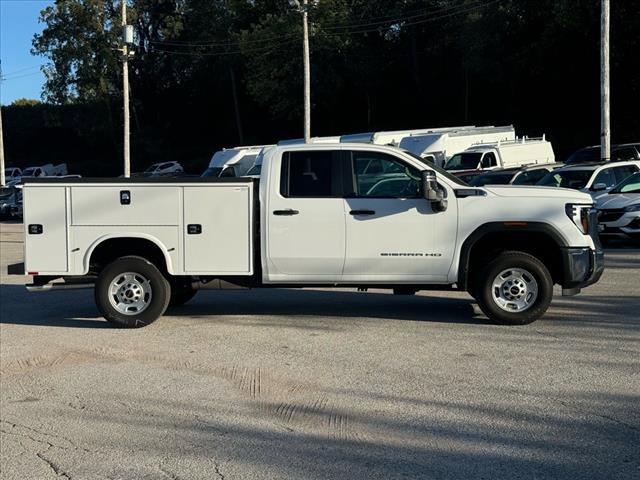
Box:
[4,0,638,174]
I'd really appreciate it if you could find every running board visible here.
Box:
[26,282,94,292]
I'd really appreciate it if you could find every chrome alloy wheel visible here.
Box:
[491,268,539,313]
[108,272,153,315]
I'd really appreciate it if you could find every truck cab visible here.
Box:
[10,143,604,328]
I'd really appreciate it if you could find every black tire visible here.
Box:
[168,281,198,308]
[95,256,171,328]
[474,251,553,325]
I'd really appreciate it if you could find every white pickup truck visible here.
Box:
[8,143,604,327]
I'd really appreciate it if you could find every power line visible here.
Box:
[148,0,498,50]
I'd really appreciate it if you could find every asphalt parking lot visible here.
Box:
[0,221,639,480]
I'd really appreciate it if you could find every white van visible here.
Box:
[445,137,555,173]
[399,126,516,167]
[340,126,477,147]
[202,146,266,178]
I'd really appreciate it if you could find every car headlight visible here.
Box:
[566,203,592,234]
[624,204,640,212]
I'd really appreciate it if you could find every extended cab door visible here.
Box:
[265,150,346,282]
[342,150,458,282]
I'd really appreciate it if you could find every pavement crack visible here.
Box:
[36,452,71,479]
[214,463,225,480]
[0,420,93,453]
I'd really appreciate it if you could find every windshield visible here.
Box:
[201,167,223,178]
[22,167,37,176]
[610,172,640,194]
[144,164,159,173]
[470,171,515,186]
[537,169,593,189]
[402,150,469,186]
[444,152,482,170]
[246,164,261,176]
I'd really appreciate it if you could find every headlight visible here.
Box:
[566,203,592,234]
[624,204,640,212]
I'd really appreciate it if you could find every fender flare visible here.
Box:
[457,222,568,291]
[83,233,175,275]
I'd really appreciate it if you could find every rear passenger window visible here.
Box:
[592,168,616,188]
[281,151,338,197]
[612,148,638,161]
[613,165,639,184]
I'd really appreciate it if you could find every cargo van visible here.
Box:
[340,126,476,147]
[201,146,266,178]
[444,137,555,173]
[399,126,516,167]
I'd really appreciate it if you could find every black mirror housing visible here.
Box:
[422,170,448,211]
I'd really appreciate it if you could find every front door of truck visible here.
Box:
[266,150,345,282]
[342,150,458,282]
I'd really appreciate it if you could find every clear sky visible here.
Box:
[0,0,54,105]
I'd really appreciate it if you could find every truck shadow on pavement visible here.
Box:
[1,284,639,331]
[0,284,486,328]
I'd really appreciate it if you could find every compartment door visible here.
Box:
[24,186,68,273]
[183,185,252,274]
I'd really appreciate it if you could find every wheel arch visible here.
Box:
[84,234,175,275]
[458,222,568,292]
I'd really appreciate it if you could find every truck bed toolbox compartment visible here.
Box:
[71,186,181,225]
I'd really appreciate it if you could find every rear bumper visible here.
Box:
[561,247,605,292]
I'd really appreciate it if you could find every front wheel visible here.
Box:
[474,251,553,325]
[95,256,171,328]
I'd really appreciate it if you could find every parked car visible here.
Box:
[21,163,68,178]
[595,172,640,242]
[536,161,640,198]
[565,143,640,165]
[144,161,184,177]
[4,167,22,183]
[0,185,23,220]
[469,164,562,187]
[0,187,19,219]
[445,136,555,175]
[11,143,604,328]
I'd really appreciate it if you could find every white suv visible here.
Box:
[537,161,640,198]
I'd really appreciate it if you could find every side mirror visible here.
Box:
[422,170,448,212]
[591,183,608,192]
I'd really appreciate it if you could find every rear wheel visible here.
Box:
[95,256,170,328]
[474,251,553,325]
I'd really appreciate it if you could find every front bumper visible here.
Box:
[561,247,605,292]
[561,208,605,293]
[599,212,640,237]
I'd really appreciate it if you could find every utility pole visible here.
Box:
[302,0,311,143]
[0,100,5,187]
[0,62,5,187]
[601,0,610,162]
[121,0,132,177]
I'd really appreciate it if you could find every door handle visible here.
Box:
[349,209,376,216]
[273,209,299,216]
